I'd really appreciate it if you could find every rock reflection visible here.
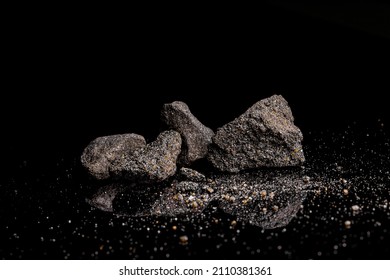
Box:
[87,168,310,229]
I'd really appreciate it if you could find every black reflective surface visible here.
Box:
[0,124,389,259]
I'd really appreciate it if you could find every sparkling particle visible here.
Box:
[303,176,310,183]
[351,205,360,212]
[206,187,214,194]
[340,178,348,185]
[179,235,189,245]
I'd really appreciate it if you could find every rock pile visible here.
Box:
[82,95,306,228]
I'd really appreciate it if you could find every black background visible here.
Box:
[1,2,389,260]
[3,2,390,163]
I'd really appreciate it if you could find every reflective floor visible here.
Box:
[1,123,389,259]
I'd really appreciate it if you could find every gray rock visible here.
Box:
[178,167,206,182]
[81,133,146,180]
[112,130,182,182]
[161,101,214,166]
[86,183,128,212]
[208,95,305,172]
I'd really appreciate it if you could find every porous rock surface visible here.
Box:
[111,130,182,183]
[81,133,146,180]
[208,95,305,172]
[161,101,214,166]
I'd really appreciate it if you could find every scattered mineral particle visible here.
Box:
[208,95,305,172]
[179,235,189,245]
[86,166,313,233]
[214,169,310,229]
[351,205,360,212]
[344,220,352,229]
[112,130,182,183]
[81,133,146,180]
[303,176,310,183]
[161,101,214,165]
[178,167,206,182]
[340,178,348,184]
[116,177,214,218]
[112,183,166,216]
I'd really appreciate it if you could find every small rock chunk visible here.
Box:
[111,130,182,183]
[161,101,214,165]
[178,167,206,182]
[81,133,146,180]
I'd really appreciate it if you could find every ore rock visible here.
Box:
[86,183,128,212]
[161,101,214,166]
[178,167,206,182]
[208,95,305,172]
[81,133,146,180]
[112,130,182,183]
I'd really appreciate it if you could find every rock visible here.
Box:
[161,101,214,165]
[178,167,206,182]
[86,183,128,212]
[112,130,182,182]
[208,95,305,172]
[81,133,146,180]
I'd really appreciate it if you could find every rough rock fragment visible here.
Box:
[86,183,128,212]
[81,133,146,180]
[161,101,214,165]
[178,167,206,182]
[113,130,182,182]
[208,95,305,172]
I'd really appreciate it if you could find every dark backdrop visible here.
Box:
[2,2,390,164]
[1,2,390,260]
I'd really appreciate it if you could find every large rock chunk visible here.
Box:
[81,133,146,180]
[208,95,305,172]
[161,101,214,166]
[112,130,182,182]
